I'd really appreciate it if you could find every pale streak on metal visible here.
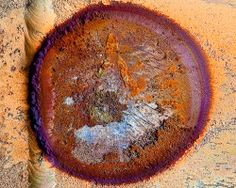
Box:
[64,97,75,106]
[73,103,173,164]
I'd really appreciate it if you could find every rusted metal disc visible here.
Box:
[29,3,211,185]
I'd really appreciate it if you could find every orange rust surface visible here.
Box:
[106,33,147,97]
[38,9,196,183]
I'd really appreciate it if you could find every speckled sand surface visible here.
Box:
[0,0,235,187]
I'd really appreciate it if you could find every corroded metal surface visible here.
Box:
[30,3,210,185]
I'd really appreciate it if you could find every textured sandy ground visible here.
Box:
[0,0,235,187]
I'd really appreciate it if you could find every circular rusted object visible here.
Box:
[29,3,211,185]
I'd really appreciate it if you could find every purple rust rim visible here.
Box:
[29,2,212,185]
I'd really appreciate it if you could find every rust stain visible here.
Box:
[105,32,147,97]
